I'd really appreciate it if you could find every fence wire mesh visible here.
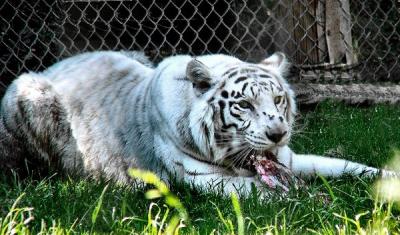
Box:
[1,0,399,101]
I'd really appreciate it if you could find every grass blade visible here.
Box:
[91,184,109,226]
[231,193,244,235]
[318,174,336,201]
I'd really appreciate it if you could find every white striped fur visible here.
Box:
[0,51,395,196]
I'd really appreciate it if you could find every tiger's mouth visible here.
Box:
[225,149,278,173]
[228,150,302,191]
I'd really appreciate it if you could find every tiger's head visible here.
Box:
[185,53,296,164]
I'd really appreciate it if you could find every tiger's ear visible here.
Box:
[186,59,213,95]
[260,52,290,76]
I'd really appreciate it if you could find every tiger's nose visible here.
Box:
[266,131,287,143]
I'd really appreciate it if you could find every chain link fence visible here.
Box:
[1,0,399,103]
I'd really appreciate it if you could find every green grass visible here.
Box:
[1,101,400,234]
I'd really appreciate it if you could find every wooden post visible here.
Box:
[340,0,356,65]
[292,0,319,64]
[326,0,345,64]
[274,0,357,82]
[274,0,296,58]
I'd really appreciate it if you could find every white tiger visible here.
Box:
[0,51,394,195]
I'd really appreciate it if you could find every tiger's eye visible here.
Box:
[238,100,254,110]
[274,96,283,104]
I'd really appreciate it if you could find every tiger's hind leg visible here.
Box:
[0,73,83,177]
[0,108,25,175]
